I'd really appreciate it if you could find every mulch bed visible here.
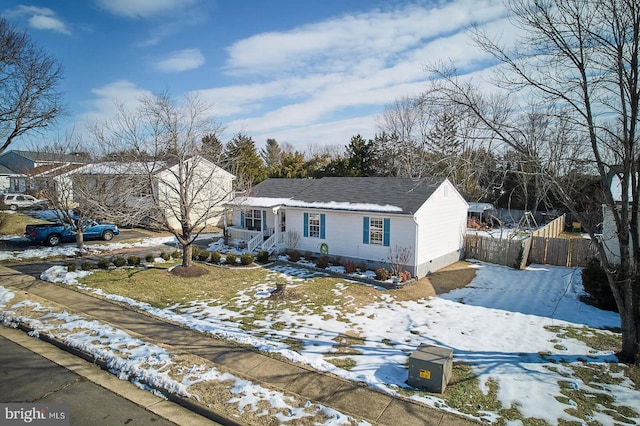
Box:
[169,265,209,278]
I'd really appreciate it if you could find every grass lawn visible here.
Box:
[0,211,51,236]
[70,259,638,425]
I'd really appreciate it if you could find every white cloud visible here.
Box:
[95,0,199,18]
[189,0,511,151]
[3,5,71,35]
[78,80,152,124]
[155,48,204,72]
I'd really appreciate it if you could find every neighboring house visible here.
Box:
[0,164,20,193]
[601,170,637,264]
[0,150,90,193]
[66,156,235,229]
[225,177,468,277]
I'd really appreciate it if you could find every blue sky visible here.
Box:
[2,0,510,152]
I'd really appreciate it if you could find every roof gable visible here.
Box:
[245,177,447,214]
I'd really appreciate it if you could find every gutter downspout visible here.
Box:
[413,214,420,277]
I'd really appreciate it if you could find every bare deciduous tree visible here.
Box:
[0,18,64,155]
[431,0,640,364]
[89,92,231,269]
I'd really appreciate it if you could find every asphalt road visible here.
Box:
[0,333,179,426]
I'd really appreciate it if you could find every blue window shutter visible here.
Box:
[320,214,326,239]
[363,217,369,244]
[240,210,245,228]
[303,212,309,237]
[262,210,267,231]
[383,218,391,246]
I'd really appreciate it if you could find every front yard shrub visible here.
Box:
[160,252,171,261]
[375,267,390,281]
[288,250,301,262]
[81,261,95,270]
[66,263,76,272]
[97,259,110,269]
[225,252,237,265]
[581,258,618,312]
[145,254,155,263]
[332,256,343,266]
[315,256,330,269]
[257,250,269,263]
[209,251,221,264]
[196,249,210,262]
[344,262,357,274]
[357,261,368,272]
[127,256,141,266]
[112,256,126,267]
[240,253,255,265]
[400,270,412,282]
[304,251,313,261]
[171,250,181,259]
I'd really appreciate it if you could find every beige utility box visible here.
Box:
[407,344,453,393]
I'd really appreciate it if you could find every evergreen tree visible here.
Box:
[261,138,282,177]
[201,133,224,164]
[344,134,373,176]
[277,150,307,178]
[224,133,267,187]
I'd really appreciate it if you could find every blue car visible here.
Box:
[25,219,120,246]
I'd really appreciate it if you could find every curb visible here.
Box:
[13,322,244,426]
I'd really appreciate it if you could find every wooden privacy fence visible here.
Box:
[527,236,598,267]
[465,214,598,268]
[465,234,525,268]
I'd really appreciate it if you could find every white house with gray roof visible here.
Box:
[225,177,468,277]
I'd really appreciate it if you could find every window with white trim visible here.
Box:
[369,217,384,245]
[308,213,320,238]
[245,209,262,231]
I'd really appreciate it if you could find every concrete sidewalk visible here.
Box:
[0,265,479,426]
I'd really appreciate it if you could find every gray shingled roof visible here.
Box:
[250,177,446,215]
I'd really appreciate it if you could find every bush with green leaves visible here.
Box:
[171,250,181,259]
[112,256,126,267]
[66,263,76,272]
[315,256,330,269]
[127,256,140,266]
[145,254,155,263]
[81,261,94,270]
[209,251,221,263]
[375,267,390,281]
[196,249,210,262]
[288,250,301,262]
[581,258,618,312]
[225,252,237,265]
[160,252,171,261]
[240,253,255,265]
[97,259,111,269]
[257,250,269,263]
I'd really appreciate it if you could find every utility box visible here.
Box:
[407,344,453,393]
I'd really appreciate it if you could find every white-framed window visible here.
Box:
[245,209,262,231]
[363,216,390,246]
[308,213,320,238]
[369,217,384,245]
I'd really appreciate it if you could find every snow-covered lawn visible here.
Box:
[0,235,179,261]
[0,235,638,425]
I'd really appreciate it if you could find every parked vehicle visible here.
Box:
[2,193,49,210]
[25,219,120,246]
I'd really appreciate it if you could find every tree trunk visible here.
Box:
[616,278,640,365]
[182,244,192,268]
[75,232,84,250]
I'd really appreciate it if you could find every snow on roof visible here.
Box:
[228,196,403,213]
[467,202,496,213]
